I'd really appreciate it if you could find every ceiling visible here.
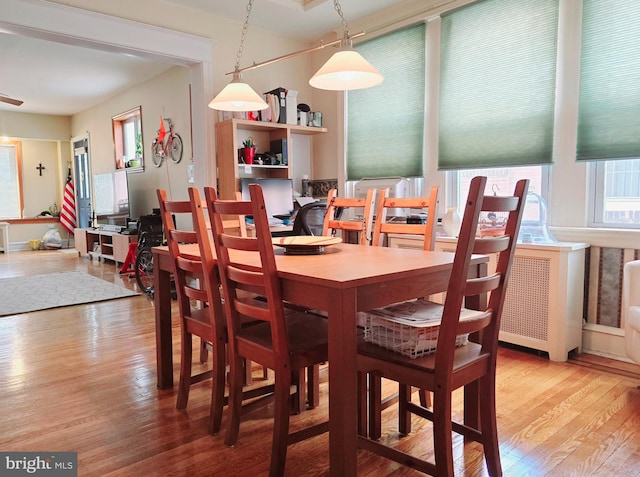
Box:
[0,0,408,116]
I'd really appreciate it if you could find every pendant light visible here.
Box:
[208,0,383,112]
[208,0,268,112]
[309,1,383,91]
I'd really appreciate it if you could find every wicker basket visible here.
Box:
[362,300,469,359]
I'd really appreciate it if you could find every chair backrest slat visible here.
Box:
[465,274,501,297]
[171,230,197,244]
[473,236,510,255]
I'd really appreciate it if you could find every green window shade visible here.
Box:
[577,0,640,161]
[347,23,425,180]
[439,0,558,170]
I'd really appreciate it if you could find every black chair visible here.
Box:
[271,201,327,237]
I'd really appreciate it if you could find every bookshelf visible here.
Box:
[215,119,327,200]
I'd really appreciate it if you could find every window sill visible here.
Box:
[4,217,60,225]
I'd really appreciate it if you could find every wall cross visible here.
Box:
[36,163,46,176]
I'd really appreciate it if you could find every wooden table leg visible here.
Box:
[154,249,174,389]
[328,290,358,476]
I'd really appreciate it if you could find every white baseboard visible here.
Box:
[582,324,632,362]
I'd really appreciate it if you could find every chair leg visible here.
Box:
[479,374,502,477]
[357,372,368,437]
[199,338,208,363]
[208,338,227,435]
[176,330,193,410]
[432,388,455,476]
[419,388,432,408]
[368,372,382,439]
[398,384,412,435]
[224,353,245,447]
[307,365,320,409]
[270,367,292,477]
[291,369,306,414]
[244,359,253,385]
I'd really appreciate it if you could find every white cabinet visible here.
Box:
[74,228,135,265]
[388,235,589,362]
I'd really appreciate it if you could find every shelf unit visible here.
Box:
[74,228,136,265]
[388,234,589,362]
[215,118,327,200]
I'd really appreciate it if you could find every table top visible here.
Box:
[155,242,470,289]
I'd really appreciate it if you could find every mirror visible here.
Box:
[112,106,143,171]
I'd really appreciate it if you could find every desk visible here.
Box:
[153,243,487,476]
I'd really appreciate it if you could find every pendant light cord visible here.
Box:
[333,0,350,38]
[235,0,255,72]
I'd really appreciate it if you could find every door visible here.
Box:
[73,135,92,228]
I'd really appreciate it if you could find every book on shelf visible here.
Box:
[265,87,287,124]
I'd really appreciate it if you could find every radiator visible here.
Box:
[502,256,550,342]
[388,235,588,362]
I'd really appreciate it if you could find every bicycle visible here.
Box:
[151,117,183,167]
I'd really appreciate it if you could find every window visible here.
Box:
[438,0,559,170]
[591,160,640,227]
[0,141,23,219]
[112,106,143,170]
[451,165,548,213]
[347,23,426,180]
[577,1,640,228]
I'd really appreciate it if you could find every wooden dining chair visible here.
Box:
[366,185,440,439]
[322,188,376,245]
[158,188,272,435]
[204,184,329,477]
[197,192,240,363]
[156,188,226,434]
[356,176,528,476]
[371,185,440,249]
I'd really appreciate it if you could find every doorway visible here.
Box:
[72,136,91,229]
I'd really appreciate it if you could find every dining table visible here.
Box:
[152,241,488,476]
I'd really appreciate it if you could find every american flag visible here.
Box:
[60,169,76,234]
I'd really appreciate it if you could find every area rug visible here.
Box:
[0,271,139,317]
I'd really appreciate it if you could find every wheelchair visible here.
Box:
[134,214,164,296]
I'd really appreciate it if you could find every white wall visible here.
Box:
[72,66,193,217]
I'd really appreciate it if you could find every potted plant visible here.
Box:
[135,133,143,158]
[240,137,256,164]
[128,133,143,168]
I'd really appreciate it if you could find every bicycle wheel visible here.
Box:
[151,141,164,167]
[169,133,184,164]
[135,248,155,296]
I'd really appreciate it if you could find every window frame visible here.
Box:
[447,165,552,212]
[589,160,640,229]
[112,106,144,171]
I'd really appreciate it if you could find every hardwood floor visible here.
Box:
[1,250,640,476]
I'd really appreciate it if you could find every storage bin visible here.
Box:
[362,300,470,359]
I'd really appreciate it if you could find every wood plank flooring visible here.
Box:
[1,250,640,476]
